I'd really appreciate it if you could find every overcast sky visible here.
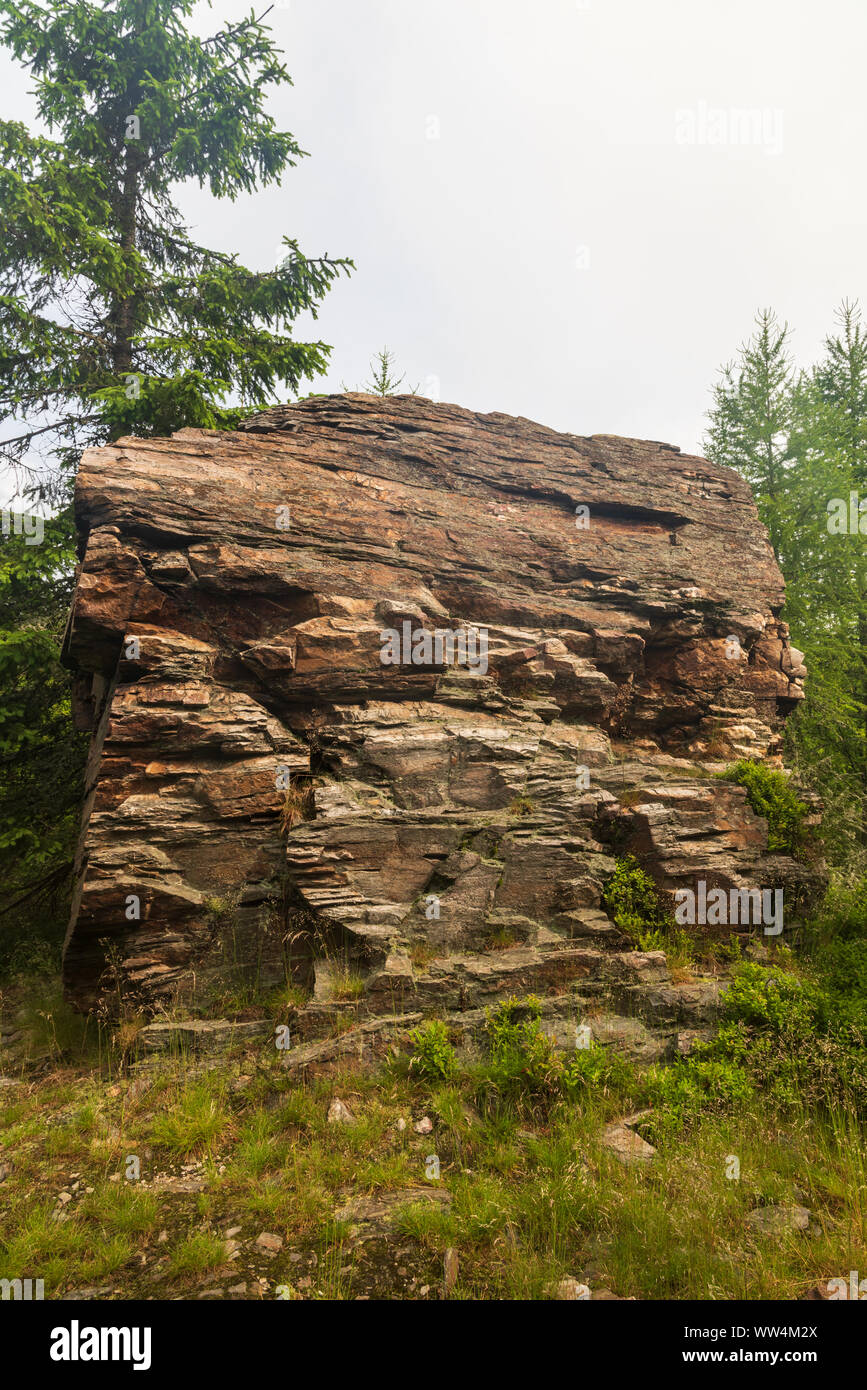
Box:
[2,0,866,504]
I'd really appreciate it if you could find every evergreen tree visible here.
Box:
[0,0,352,495]
[705,309,795,562]
[706,303,867,867]
[362,347,414,396]
[0,509,85,971]
[787,304,867,856]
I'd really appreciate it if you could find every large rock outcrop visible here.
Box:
[60,394,814,1045]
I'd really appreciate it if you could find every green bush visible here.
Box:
[409,1019,458,1082]
[815,938,867,1022]
[603,855,672,938]
[721,961,828,1032]
[562,1041,638,1102]
[706,963,866,1114]
[806,880,867,943]
[645,1053,756,1136]
[476,997,562,1117]
[718,760,809,855]
[638,957,867,1129]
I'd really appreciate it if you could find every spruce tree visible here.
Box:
[0,0,352,497]
[706,303,867,865]
[705,308,794,563]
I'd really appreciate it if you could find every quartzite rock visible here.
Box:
[60,393,817,1025]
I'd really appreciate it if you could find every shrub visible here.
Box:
[562,1041,638,1103]
[706,963,867,1114]
[718,760,809,855]
[603,855,672,938]
[409,1019,458,1082]
[644,1052,756,1136]
[477,997,562,1117]
[720,961,828,1033]
[635,926,696,972]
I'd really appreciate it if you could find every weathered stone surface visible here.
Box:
[327,1098,356,1126]
[138,1018,272,1053]
[333,1187,451,1229]
[60,393,817,1023]
[599,1120,657,1167]
[548,1276,591,1300]
[745,1204,812,1235]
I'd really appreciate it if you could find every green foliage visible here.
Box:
[705,308,794,562]
[603,854,672,938]
[0,507,86,973]
[0,0,353,490]
[409,1019,458,1083]
[796,878,867,1029]
[721,961,828,1032]
[561,1041,638,1103]
[362,347,415,396]
[705,301,867,868]
[719,760,809,855]
[656,962,867,1123]
[412,997,641,1118]
[633,926,697,971]
[476,997,562,1117]
[645,1055,756,1136]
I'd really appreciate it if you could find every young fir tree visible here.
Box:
[704,308,794,563]
[362,347,414,396]
[0,0,351,965]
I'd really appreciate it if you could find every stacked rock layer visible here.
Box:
[61,395,812,1056]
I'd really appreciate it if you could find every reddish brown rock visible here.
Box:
[61,393,816,1017]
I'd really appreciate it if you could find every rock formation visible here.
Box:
[60,394,815,1057]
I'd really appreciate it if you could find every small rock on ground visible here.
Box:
[745,1204,811,1235]
[599,1122,656,1168]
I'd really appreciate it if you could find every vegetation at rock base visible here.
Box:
[603,854,675,939]
[1,928,865,1300]
[718,760,810,856]
[409,1020,458,1084]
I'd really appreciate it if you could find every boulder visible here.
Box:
[60,394,819,1022]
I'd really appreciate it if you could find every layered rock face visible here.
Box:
[61,394,812,1050]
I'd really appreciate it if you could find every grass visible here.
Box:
[328,965,366,1001]
[149,1080,234,1158]
[168,1230,229,1278]
[1,899,865,1301]
[0,1027,863,1300]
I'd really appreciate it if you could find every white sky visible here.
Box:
[2,0,866,508]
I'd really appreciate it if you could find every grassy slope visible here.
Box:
[0,947,864,1301]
